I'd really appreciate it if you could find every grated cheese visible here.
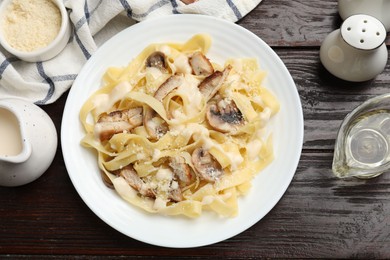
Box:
[153,197,167,210]
[155,168,173,181]
[3,0,62,52]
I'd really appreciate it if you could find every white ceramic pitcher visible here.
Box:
[0,98,57,186]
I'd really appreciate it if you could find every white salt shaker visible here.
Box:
[320,14,388,82]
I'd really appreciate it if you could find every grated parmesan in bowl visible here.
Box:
[0,0,71,62]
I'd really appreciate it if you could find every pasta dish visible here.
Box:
[80,34,279,218]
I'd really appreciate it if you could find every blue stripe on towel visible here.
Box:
[89,0,104,18]
[74,28,91,60]
[76,0,103,30]
[226,0,242,20]
[74,17,87,31]
[84,1,90,24]
[45,74,78,83]
[36,62,55,105]
[170,0,180,14]
[119,0,133,18]
[0,57,18,79]
[131,0,170,20]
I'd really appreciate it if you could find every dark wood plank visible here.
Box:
[240,0,339,46]
[240,0,390,46]
[275,49,390,150]
[1,149,389,258]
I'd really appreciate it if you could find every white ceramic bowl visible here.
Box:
[0,0,71,62]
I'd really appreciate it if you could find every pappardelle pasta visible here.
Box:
[80,34,280,218]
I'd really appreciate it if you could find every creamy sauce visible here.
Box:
[174,54,192,74]
[158,45,171,56]
[0,108,23,157]
[247,139,263,161]
[145,67,163,79]
[259,107,272,122]
[202,195,214,205]
[93,81,132,115]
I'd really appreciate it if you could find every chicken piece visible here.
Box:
[198,65,232,102]
[119,165,183,202]
[168,182,183,202]
[169,156,193,185]
[153,75,183,101]
[189,51,214,76]
[95,107,143,141]
[119,165,156,198]
[143,109,169,140]
[144,75,183,140]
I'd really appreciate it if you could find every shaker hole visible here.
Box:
[347,27,351,31]
[360,39,364,43]
[364,20,368,23]
[376,32,380,36]
[362,29,366,32]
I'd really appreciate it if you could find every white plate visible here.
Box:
[61,15,303,248]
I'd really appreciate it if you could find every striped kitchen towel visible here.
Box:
[0,0,262,104]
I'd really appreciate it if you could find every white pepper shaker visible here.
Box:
[320,14,388,82]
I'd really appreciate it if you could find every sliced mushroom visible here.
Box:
[206,99,244,133]
[198,65,232,102]
[153,75,183,101]
[119,165,156,198]
[146,51,167,71]
[191,148,224,183]
[189,51,214,76]
[101,171,114,189]
[169,156,193,185]
[95,107,143,141]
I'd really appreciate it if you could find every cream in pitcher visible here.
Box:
[0,107,23,157]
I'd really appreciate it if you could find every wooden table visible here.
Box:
[1,0,389,258]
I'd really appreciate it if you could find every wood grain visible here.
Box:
[240,0,390,46]
[1,0,390,258]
